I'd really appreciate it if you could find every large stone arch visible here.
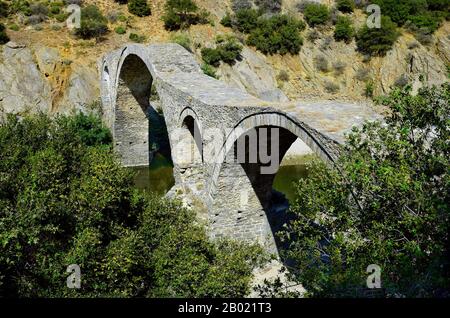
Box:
[206,111,340,251]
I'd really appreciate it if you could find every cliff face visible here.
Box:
[0,0,448,118]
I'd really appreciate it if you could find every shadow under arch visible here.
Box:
[114,53,172,169]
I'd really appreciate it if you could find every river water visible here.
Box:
[131,154,310,202]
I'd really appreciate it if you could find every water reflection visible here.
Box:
[131,153,175,195]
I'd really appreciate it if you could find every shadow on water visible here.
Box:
[131,153,175,195]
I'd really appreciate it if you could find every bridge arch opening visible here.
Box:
[172,114,204,192]
[209,115,331,252]
[114,53,174,194]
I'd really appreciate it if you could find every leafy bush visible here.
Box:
[201,63,218,78]
[246,14,305,55]
[201,35,243,67]
[75,5,109,40]
[220,11,233,27]
[371,0,428,26]
[406,13,442,33]
[128,0,151,17]
[170,33,191,51]
[0,112,264,297]
[365,80,374,97]
[162,0,209,30]
[234,8,262,33]
[334,15,354,43]
[280,83,450,297]
[0,1,9,17]
[277,70,290,82]
[356,16,399,57]
[9,0,31,16]
[115,25,127,34]
[231,0,252,13]
[336,0,354,13]
[0,23,9,44]
[129,32,146,43]
[9,23,20,31]
[303,3,330,27]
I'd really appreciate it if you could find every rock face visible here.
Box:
[0,42,52,117]
[0,42,99,119]
[218,47,290,102]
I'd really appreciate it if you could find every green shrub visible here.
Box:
[303,3,330,27]
[201,63,218,78]
[336,0,354,13]
[334,15,354,43]
[128,0,151,17]
[9,24,20,31]
[129,32,146,43]
[201,47,222,67]
[0,112,264,297]
[170,33,191,51]
[277,70,290,82]
[9,0,31,16]
[372,0,428,26]
[280,83,450,297]
[246,14,305,55]
[356,16,399,57]
[0,23,9,44]
[365,80,374,98]
[0,1,9,17]
[162,0,209,30]
[75,5,109,40]
[201,35,243,67]
[235,8,261,33]
[220,11,233,27]
[115,25,127,35]
[407,13,442,33]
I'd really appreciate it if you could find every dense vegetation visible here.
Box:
[222,9,306,55]
[303,2,330,27]
[356,16,399,57]
[0,22,8,43]
[128,0,151,17]
[333,15,353,43]
[162,0,209,31]
[75,5,109,40]
[201,35,243,67]
[0,112,264,297]
[277,83,450,297]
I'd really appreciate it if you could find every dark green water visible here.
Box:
[273,165,308,202]
[132,153,175,195]
[132,155,308,201]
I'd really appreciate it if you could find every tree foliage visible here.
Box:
[303,3,330,27]
[246,14,306,55]
[128,0,151,17]
[356,16,399,57]
[334,15,354,43]
[162,0,209,30]
[0,112,264,297]
[0,23,9,44]
[201,35,243,67]
[280,83,450,297]
[75,5,108,40]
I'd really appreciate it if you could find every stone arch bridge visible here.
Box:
[100,44,375,250]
